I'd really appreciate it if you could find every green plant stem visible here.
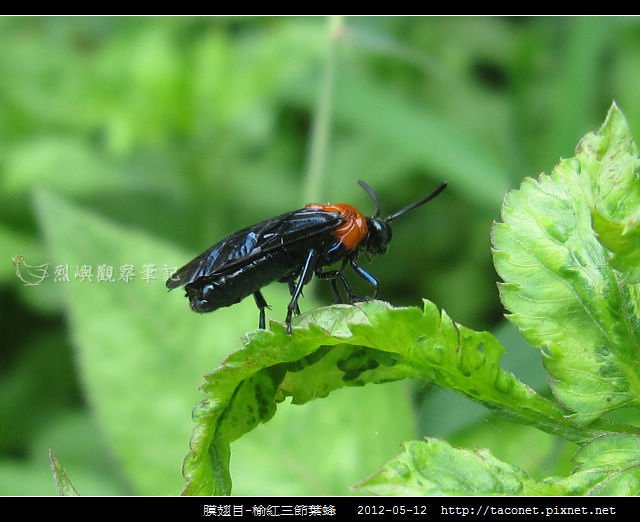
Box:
[304,16,343,202]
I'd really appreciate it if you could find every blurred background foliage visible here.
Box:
[1,16,639,495]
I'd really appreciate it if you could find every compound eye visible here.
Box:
[366,220,391,255]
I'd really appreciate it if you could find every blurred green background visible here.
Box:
[1,16,639,496]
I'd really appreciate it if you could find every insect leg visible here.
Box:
[285,249,317,334]
[316,270,343,302]
[287,278,301,316]
[253,290,270,329]
[316,267,353,304]
[330,277,344,303]
[349,258,380,300]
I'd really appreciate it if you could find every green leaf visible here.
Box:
[567,434,640,495]
[182,299,607,496]
[355,438,558,496]
[593,213,640,283]
[451,418,577,479]
[34,190,257,495]
[34,190,412,496]
[589,106,640,283]
[493,103,640,424]
[356,434,640,496]
[49,450,79,496]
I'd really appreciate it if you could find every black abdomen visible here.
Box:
[185,241,323,313]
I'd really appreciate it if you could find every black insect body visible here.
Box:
[167,181,447,334]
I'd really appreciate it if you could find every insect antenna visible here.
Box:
[384,182,447,223]
[357,180,381,218]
